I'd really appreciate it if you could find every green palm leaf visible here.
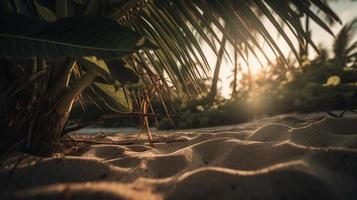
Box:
[118,0,341,98]
[91,82,133,112]
[0,13,156,60]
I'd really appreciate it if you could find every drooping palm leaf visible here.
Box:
[78,57,138,112]
[0,13,156,60]
[1,0,344,109]
[0,0,346,155]
[4,0,340,100]
[91,82,133,112]
[115,0,341,99]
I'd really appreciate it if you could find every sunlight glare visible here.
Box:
[219,52,267,98]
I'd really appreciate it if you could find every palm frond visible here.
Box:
[117,0,340,99]
[333,17,357,67]
[0,13,156,59]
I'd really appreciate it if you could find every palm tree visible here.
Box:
[0,0,341,156]
[208,36,227,102]
[333,17,357,68]
[230,50,240,99]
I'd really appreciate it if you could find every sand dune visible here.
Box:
[1,115,357,199]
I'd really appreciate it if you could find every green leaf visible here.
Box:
[119,0,341,99]
[0,13,157,60]
[92,82,132,112]
[323,75,341,87]
[106,59,139,84]
[80,56,111,81]
[81,56,139,85]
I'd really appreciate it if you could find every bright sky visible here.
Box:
[212,1,357,98]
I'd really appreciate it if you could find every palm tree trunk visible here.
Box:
[299,16,310,58]
[246,49,252,91]
[231,50,238,98]
[29,69,98,155]
[209,37,227,102]
[305,16,310,57]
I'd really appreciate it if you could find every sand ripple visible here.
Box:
[1,117,357,199]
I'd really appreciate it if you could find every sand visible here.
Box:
[1,113,357,200]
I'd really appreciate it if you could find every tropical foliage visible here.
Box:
[158,18,357,129]
[0,0,343,155]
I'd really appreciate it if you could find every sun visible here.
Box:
[205,37,275,99]
[243,56,265,75]
[219,53,267,98]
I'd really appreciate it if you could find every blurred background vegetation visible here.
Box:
[157,17,357,129]
[77,16,357,130]
[70,16,357,131]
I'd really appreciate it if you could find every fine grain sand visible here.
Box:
[1,113,357,200]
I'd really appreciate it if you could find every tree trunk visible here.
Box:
[0,57,98,156]
[299,16,310,59]
[209,37,227,102]
[29,70,97,156]
[231,50,238,99]
[28,104,69,156]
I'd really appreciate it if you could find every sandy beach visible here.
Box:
[1,113,357,200]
